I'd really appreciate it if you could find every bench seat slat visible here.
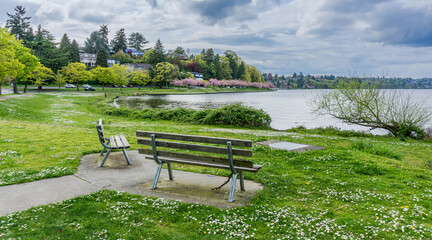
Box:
[120,135,130,148]
[136,131,252,147]
[137,139,253,157]
[138,148,253,168]
[115,135,124,148]
[146,156,260,173]
[109,136,117,148]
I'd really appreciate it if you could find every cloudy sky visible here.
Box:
[1,0,432,78]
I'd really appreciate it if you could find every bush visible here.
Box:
[103,103,272,128]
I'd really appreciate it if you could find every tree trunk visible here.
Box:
[0,84,2,95]
[12,80,19,94]
[76,81,79,91]
[24,81,28,93]
[102,84,104,91]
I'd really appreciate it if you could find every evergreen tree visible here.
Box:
[213,54,221,79]
[174,46,186,55]
[112,28,127,52]
[6,5,33,45]
[149,38,166,65]
[96,47,109,67]
[224,50,239,79]
[98,24,109,48]
[59,33,72,63]
[204,48,214,65]
[31,25,67,72]
[128,32,148,50]
[70,40,80,63]
[84,31,105,54]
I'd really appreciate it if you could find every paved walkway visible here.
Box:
[0,151,263,216]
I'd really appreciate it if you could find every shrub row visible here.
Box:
[103,103,272,128]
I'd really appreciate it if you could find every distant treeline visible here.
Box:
[262,73,432,89]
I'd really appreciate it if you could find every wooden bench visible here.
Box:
[136,131,262,202]
[96,119,131,167]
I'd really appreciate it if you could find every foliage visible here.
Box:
[92,66,115,90]
[312,79,432,139]
[128,70,150,89]
[31,65,53,89]
[111,64,129,89]
[69,40,80,63]
[31,25,68,72]
[5,5,33,44]
[112,28,127,53]
[149,39,166,65]
[60,62,92,91]
[153,62,175,87]
[53,73,65,88]
[104,103,271,128]
[84,31,107,54]
[110,51,133,64]
[95,47,109,67]
[171,79,275,89]
[128,32,148,50]
[0,27,25,94]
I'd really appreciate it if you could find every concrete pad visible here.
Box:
[76,151,263,209]
[0,175,99,215]
[255,140,325,152]
[0,150,263,215]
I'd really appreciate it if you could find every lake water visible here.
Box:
[115,89,432,134]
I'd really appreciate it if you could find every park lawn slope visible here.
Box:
[0,92,431,239]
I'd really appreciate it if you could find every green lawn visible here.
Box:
[0,92,431,239]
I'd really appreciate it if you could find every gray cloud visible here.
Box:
[68,10,114,25]
[364,3,432,47]
[189,0,254,25]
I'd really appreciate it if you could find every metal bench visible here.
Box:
[136,131,262,202]
[96,119,131,167]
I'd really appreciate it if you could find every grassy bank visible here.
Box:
[0,92,431,239]
[18,85,272,95]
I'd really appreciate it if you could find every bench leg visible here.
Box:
[100,147,107,156]
[100,148,111,167]
[239,171,245,192]
[122,148,131,165]
[152,163,163,189]
[228,173,238,203]
[167,162,174,181]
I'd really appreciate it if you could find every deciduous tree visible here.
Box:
[53,73,65,89]
[60,62,91,91]
[92,66,115,90]
[128,70,150,90]
[153,62,174,87]
[0,27,25,95]
[111,64,129,90]
[32,65,53,91]
[312,79,432,139]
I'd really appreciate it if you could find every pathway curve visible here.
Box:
[0,151,263,216]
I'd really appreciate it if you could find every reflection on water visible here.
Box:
[116,95,240,110]
[115,90,432,133]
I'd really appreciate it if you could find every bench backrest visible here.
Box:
[136,131,254,168]
[96,119,105,144]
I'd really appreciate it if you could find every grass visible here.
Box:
[0,92,431,239]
